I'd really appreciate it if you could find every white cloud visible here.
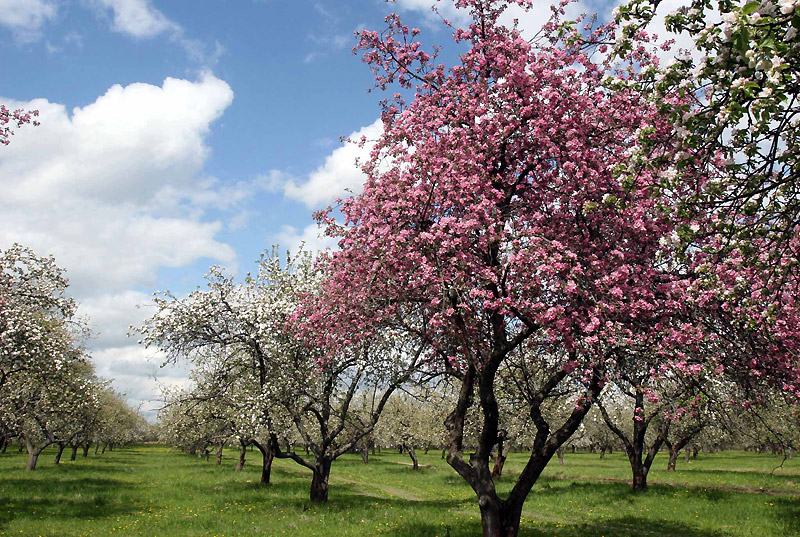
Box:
[92,344,191,419]
[275,223,339,256]
[394,0,471,27]
[0,74,247,417]
[0,0,57,41]
[0,73,236,297]
[93,0,179,39]
[78,290,153,348]
[283,119,382,209]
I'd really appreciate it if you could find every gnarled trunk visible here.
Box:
[310,457,332,502]
[253,441,274,484]
[478,491,524,537]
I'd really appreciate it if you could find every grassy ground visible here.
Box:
[0,444,798,536]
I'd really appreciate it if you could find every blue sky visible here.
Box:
[1,0,666,417]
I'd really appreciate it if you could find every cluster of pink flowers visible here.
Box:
[0,105,39,146]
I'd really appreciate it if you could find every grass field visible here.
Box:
[1,444,798,536]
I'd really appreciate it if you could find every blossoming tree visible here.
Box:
[309,1,719,533]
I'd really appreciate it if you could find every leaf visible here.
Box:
[742,1,760,15]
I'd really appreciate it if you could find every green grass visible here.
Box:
[1,445,798,536]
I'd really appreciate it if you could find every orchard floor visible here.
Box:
[1,445,799,537]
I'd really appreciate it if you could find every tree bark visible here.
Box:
[310,457,332,503]
[24,438,45,471]
[83,443,90,457]
[54,442,66,465]
[253,441,274,484]
[235,440,247,472]
[216,443,224,466]
[667,448,679,471]
[407,445,419,470]
[478,492,524,537]
[557,447,565,465]
[361,445,369,464]
[70,444,79,461]
[491,441,512,480]
[26,451,40,471]
[101,443,108,454]
[600,447,606,459]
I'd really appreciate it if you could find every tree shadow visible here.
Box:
[383,516,732,537]
[0,477,140,529]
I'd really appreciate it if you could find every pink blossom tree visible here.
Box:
[0,105,39,146]
[307,1,716,534]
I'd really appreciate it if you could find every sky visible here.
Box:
[0,0,684,419]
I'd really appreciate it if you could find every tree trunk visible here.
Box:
[310,457,332,503]
[101,443,108,454]
[216,443,224,465]
[600,447,606,459]
[668,448,679,471]
[24,438,43,471]
[54,442,66,465]
[1,438,7,454]
[27,451,40,471]
[478,494,523,537]
[83,443,90,457]
[70,444,79,461]
[557,447,565,466]
[407,445,419,470]
[235,440,247,472]
[491,441,512,480]
[692,446,698,459]
[632,465,648,492]
[361,445,369,464]
[253,441,274,484]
